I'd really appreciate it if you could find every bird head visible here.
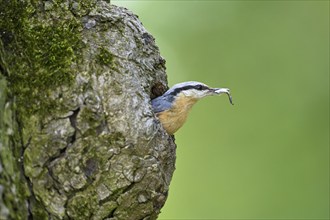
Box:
[164,81,234,104]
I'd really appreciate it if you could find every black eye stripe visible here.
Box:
[196,85,208,90]
[168,84,209,96]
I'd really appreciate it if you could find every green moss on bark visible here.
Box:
[0,0,83,118]
[96,47,114,66]
[0,75,30,220]
[0,1,87,218]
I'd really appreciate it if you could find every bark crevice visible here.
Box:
[68,107,80,146]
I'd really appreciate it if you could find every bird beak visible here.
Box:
[211,88,234,105]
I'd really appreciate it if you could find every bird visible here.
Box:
[151,81,233,134]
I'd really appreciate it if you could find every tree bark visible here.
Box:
[0,1,176,219]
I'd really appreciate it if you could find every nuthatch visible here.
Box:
[152,81,233,134]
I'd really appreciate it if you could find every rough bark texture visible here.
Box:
[0,1,176,219]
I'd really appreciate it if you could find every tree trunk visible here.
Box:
[0,1,176,219]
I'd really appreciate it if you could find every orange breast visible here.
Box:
[156,94,197,134]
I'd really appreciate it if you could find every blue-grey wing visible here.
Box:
[151,96,172,113]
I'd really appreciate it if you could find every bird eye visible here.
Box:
[196,85,203,90]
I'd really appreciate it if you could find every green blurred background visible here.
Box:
[113,1,329,219]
